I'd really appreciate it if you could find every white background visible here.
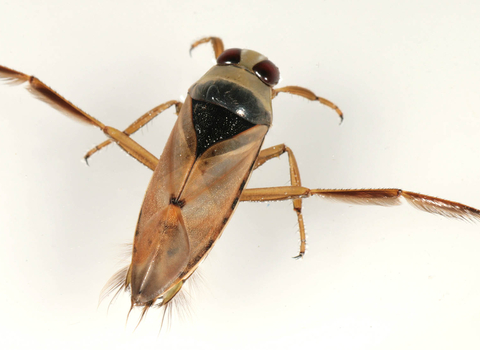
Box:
[1,1,480,349]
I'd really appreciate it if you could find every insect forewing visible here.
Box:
[130,96,268,306]
[131,205,190,304]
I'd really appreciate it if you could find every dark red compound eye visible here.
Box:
[252,59,280,86]
[216,48,242,65]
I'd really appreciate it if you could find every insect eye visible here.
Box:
[252,59,280,86]
[217,48,242,65]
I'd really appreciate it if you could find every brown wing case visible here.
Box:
[130,96,268,304]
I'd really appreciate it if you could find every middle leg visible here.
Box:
[242,144,307,258]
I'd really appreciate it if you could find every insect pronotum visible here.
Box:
[1,36,479,325]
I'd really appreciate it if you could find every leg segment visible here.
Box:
[273,85,343,123]
[0,65,159,170]
[189,37,225,59]
[84,100,182,163]
[241,187,480,222]
[243,144,307,258]
[0,65,105,127]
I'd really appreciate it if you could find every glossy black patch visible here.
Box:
[190,79,272,125]
[192,99,255,158]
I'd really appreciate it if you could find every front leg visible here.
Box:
[0,65,159,170]
[273,85,343,123]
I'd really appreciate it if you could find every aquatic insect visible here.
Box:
[1,37,479,324]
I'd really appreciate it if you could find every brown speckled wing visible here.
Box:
[130,95,268,303]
